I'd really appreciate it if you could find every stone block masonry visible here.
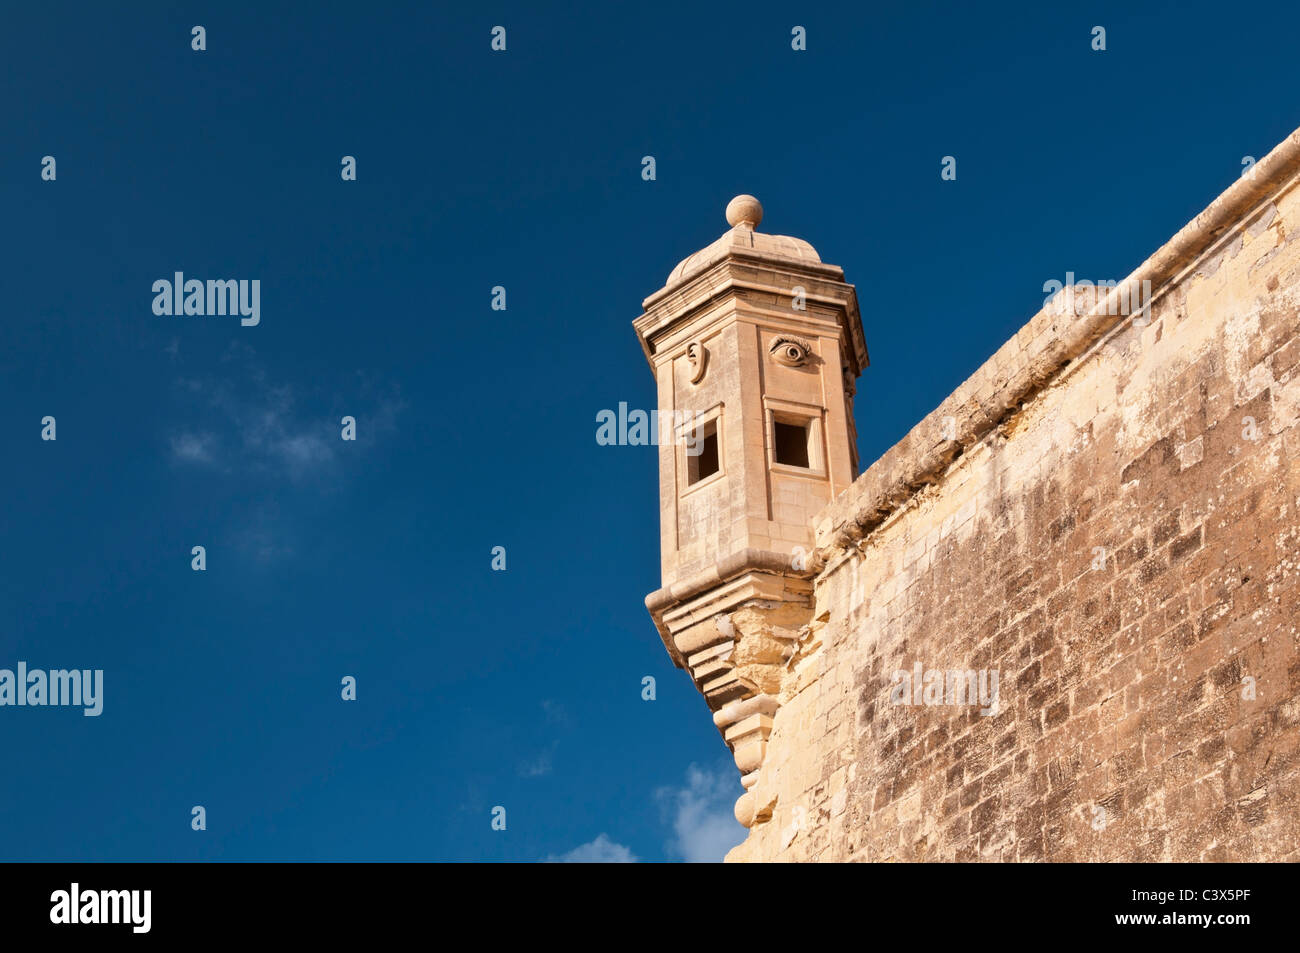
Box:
[637,129,1300,862]
[725,129,1300,861]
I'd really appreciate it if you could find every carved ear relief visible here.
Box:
[686,341,708,383]
[770,336,812,367]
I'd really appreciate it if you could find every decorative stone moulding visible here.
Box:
[769,335,812,367]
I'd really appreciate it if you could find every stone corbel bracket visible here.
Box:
[714,693,781,826]
[644,549,821,826]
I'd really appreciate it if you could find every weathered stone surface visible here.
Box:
[636,130,1300,861]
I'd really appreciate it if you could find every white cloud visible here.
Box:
[518,750,553,778]
[166,345,401,481]
[540,699,568,724]
[170,432,216,464]
[217,379,335,479]
[657,764,747,863]
[229,514,295,565]
[275,432,334,469]
[545,834,638,863]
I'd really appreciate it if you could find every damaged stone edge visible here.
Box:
[644,547,819,668]
[816,128,1300,565]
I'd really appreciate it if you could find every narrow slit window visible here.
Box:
[687,421,720,484]
[773,421,810,468]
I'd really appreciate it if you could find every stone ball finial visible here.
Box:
[725,194,763,230]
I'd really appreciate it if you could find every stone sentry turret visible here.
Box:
[633,195,868,827]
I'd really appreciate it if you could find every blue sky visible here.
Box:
[2,1,1298,862]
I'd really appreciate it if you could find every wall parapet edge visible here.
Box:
[813,128,1300,563]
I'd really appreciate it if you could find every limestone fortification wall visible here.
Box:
[729,130,1300,861]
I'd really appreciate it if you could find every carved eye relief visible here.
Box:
[777,342,804,364]
[770,336,812,367]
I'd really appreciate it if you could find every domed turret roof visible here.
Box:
[665,194,822,285]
